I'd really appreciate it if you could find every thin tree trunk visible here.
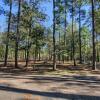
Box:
[72,0,76,66]
[25,38,29,67]
[63,0,67,63]
[96,34,99,62]
[70,42,73,61]
[58,0,61,64]
[38,48,41,61]
[58,31,61,63]
[4,0,12,66]
[35,46,37,62]
[15,0,21,68]
[91,0,96,70]
[25,48,29,67]
[79,5,82,64]
[24,50,26,61]
[49,48,51,60]
[25,18,32,67]
[96,44,99,62]
[53,0,56,70]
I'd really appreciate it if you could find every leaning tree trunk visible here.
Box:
[15,0,21,68]
[4,0,12,66]
[91,0,96,70]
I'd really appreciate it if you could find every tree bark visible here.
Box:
[15,0,21,68]
[63,0,67,63]
[79,5,82,64]
[25,18,32,67]
[91,0,96,70]
[72,0,76,66]
[53,0,56,70]
[4,0,12,66]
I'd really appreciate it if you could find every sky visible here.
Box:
[0,1,6,32]
[0,0,53,32]
[0,0,91,32]
[41,1,53,27]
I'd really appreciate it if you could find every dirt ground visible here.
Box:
[0,68,100,100]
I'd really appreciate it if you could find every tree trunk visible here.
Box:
[91,0,96,70]
[79,5,82,64]
[72,0,76,66]
[38,48,41,61]
[96,34,99,62]
[63,0,67,63]
[15,0,21,68]
[25,18,32,67]
[25,48,29,67]
[58,31,61,63]
[53,0,56,70]
[4,0,12,66]
[70,43,73,61]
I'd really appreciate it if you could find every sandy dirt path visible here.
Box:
[0,71,100,100]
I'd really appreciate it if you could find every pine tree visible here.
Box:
[15,0,21,68]
[4,0,12,66]
[53,0,56,70]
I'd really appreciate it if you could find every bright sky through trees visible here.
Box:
[0,0,53,32]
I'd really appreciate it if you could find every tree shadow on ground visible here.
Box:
[24,75,100,88]
[0,69,100,100]
[0,85,100,100]
[0,72,100,89]
[0,63,88,74]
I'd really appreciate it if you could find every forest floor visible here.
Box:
[0,61,100,100]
